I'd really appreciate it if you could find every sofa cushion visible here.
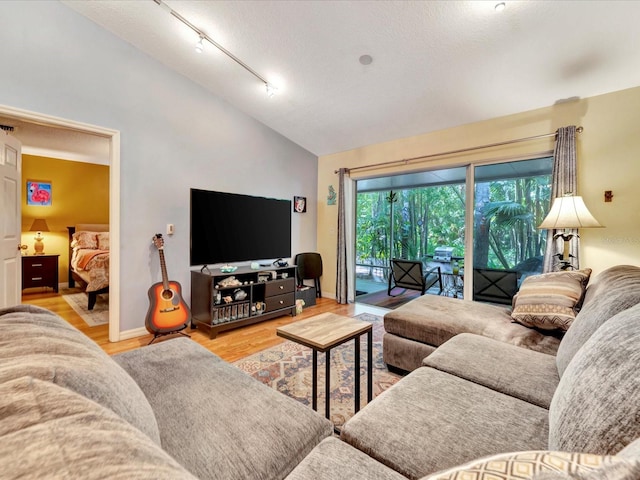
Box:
[340,367,549,479]
[511,269,591,331]
[114,337,333,480]
[0,376,197,479]
[423,333,559,409]
[549,302,640,454]
[419,450,615,480]
[556,265,640,377]
[384,295,561,357]
[383,332,437,372]
[285,437,406,480]
[0,305,160,444]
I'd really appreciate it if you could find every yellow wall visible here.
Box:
[21,155,109,287]
[318,86,640,297]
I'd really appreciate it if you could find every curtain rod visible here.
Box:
[334,126,583,174]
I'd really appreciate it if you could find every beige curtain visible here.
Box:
[543,126,578,272]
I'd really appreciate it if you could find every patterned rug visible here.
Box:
[234,313,402,428]
[62,292,109,326]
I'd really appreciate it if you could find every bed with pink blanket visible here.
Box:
[67,224,109,310]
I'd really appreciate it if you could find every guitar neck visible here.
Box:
[158,248,170,291]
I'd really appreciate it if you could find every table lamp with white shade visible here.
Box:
[538,194,602,270]
[29,218,50,255]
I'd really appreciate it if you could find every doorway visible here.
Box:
[0,104,121,342]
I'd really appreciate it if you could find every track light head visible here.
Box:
[195,36,204,54]
[265,83,278,98]
[156,0,280,96]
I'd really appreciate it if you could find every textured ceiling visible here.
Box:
[41,1,640,156]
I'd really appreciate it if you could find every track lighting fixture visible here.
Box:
[195,36,204,54]
[153,0,278,97]
[265,83,277,98]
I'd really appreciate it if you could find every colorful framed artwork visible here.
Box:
[27,180,52,206]
[293,196,307,213]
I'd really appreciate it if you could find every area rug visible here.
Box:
[62,292,109,327]
[356,288,422,309]
[234,313,402,428]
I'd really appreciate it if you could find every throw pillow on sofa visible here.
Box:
[511,269,591,330]
[420,450,616,480]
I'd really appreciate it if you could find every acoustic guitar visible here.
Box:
[145,234,191,340]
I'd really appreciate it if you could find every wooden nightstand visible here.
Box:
[22,254,60,292]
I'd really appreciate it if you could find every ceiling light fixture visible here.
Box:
[495,2,506,12]
[195,36,204,54]
[265,83,278,98]
[153,0,277,97]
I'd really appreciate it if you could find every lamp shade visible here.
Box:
[538,195,602,230]
[29,218,50,232]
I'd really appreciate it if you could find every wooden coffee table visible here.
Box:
[276,312,373,420]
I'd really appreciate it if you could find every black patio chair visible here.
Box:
[472,267,520,305]
[388,258,443,296]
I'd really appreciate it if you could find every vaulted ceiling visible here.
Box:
[12,1,640,159]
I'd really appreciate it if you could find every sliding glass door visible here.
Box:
[355,167,466,296]
[473,158,552,271]
[354,157,553,303]
[470,157,552,303]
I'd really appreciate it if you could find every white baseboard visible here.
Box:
[118,327,148,341]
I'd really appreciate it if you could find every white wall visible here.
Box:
[0,1,318,332]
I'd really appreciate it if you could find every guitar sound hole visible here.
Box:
[162,289,174,300]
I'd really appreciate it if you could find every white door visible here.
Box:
[0,131,22,308]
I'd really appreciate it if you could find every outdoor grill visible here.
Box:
[433,246,454,263]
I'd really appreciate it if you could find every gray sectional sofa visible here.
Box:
[289,264,640,479]
[0,304,333,479]
[2,264,640,479]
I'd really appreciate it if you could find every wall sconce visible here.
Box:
[29,218,50,255]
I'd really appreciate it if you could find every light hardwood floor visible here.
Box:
[21,291,389,362]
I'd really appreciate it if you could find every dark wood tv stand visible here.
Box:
[191,264,297,339]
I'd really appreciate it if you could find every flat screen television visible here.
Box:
[190,188,292,266]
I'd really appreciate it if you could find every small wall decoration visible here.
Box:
[27,180,52,206]
[293,196,307,213]
[327,185,337,205]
